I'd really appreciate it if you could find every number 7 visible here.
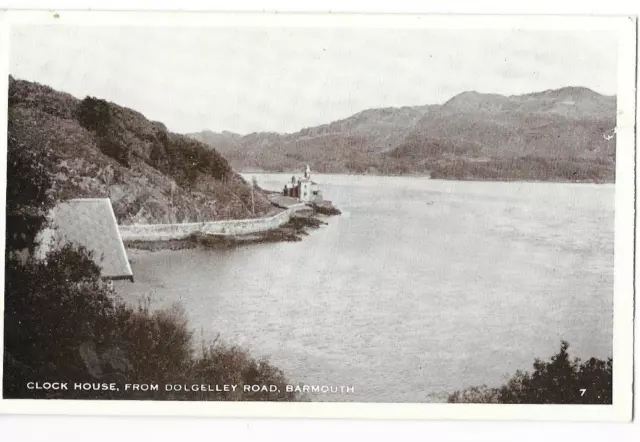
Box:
[579,389,586,396]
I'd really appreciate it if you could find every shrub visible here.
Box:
[6,107,54,252]
[3,246,299,401]
[446,385,500,404]
[447,341,612,404]
[162,134,233,187]
[78,96,131,167]
[78,96,111,132]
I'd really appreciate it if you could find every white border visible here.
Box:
[0,10,635,422]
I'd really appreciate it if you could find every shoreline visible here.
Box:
[124,209,336,252]
[241,171,614,185]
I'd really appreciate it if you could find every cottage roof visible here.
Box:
[42,198,133,281]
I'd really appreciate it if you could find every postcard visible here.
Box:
[0,10,636,421]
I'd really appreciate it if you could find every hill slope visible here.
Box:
[8,77,272,224]
[190,87,616,182]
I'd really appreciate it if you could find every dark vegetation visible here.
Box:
[4,78,299,401]
[447,341,612,404]
[190,87,616,182]
[9,76,272,224]
[78,96,232,185]
[4,246,297,400]
[6,105,55,254]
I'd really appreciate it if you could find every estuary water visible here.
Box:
[117,174,614,402]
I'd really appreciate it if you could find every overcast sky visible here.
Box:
[10,26,618,134]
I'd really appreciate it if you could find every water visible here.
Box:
[117,174,614,402]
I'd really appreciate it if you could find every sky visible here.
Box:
[10,25,618,134]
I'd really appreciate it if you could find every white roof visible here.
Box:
[39,198,133,280]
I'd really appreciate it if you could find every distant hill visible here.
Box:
[189,87,616,182]
[188,130,243,152]
[8,77,272,224]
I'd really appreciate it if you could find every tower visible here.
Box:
[298,164,312,202]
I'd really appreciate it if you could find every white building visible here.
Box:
[282,165,323,203]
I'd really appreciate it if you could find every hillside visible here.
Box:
[189,87,616,182]
[8,77,272,224]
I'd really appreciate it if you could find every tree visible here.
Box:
[448,341,612,404]
[78,96,131,167]
[6,108,54,252]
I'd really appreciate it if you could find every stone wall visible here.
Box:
[119,205,307,242]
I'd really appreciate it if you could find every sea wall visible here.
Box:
[119,204,308,241]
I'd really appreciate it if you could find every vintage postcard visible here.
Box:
[0,11,636,421]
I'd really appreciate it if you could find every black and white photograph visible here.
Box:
[0,11,635,421]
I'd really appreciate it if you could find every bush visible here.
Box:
[447,341,612,404]
[5,108,55,251]
[161,134,233,187]
[3,246,299,401]
[78,96,131,167]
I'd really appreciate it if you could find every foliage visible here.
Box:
[3,247,299,401]
[160,134,232,187]
[445,384,500,404]
[447,341,612,404]
[79,95,234,185]
[5,107,54,251]
[78,96,111,132]
[79,96,132,166]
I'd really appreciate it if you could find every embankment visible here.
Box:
[119,204,309,242]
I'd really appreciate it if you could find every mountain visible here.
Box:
[187,105,436,174]
[189,87,616,182]
[188,130,242,150]
[8,77,272,224]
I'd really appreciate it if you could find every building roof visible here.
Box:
[268,194,303,209]
[38,198,133,281]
